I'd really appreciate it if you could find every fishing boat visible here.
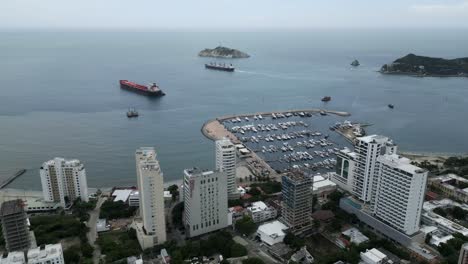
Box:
[127,108,139,118]
[388,104,394,109]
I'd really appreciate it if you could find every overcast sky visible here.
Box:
[1,0,468,29]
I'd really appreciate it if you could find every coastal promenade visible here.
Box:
[201,109,351,181]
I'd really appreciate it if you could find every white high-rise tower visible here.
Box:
[135,147,166,245]
[40,158,89,207]
[215,138,238,200]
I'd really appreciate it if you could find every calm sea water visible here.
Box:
[0,29,467,190]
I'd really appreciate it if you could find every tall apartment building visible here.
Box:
[27,244,65,264]
[352,135,395,202]
[134,147,166,246]
[215,138,239,200]
[0,200,31,252]
[40,158,89,207]
[459,243,468,264]
[372,153,427,235]
[333,135,427,236]
[281,170,313,231]
[183,168,228,237]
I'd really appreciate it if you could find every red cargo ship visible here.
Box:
[119,80,165,96]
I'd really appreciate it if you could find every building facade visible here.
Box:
[0,200,31,252]
[281,171,313,231]
[332,147,357,192]
[372,154,428,235]
[183,168,228,237]
[27,244,65,264]
[247,201,277,223]
[459,243,468,264]
[40,158,89,207]
[135,147,166,246]
[215,138,238,200]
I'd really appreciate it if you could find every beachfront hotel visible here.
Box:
[39,157,89,207]
[335,135,428,242]
[133,147,167,249]
[183,168,228,237]
[215,138,239,200]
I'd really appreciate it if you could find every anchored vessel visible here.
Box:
[388,104,394,109]
[205,62,235,72]
[127,108,139,118]
[351,60,360,66]
[321,96,331,102]
[119,80,165,96]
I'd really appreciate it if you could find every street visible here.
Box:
[86,196,106,264]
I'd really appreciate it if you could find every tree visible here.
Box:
[81,243,94,258]
[451,206,467,220]
[242,257,265,264]
[235,216,257,236]
[230,242,247,257]
[168,184,179,201]
[64,246,81,264]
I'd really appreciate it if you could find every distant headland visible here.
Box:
[380,53,468,77]
[198,46,250,58]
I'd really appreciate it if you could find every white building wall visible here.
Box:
[27,244,65,264]
[135,147,166,245]
[39,158,89,207]
[183,168,228,237]
[215,138,238,200]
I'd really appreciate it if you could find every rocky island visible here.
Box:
[198,46,250,58]
[380,53,468,77]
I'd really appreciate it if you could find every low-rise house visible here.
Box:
[290,246,314,264]
[257,220,288,246]
[247,201,277,223]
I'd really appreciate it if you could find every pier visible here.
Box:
[0,169,27,189]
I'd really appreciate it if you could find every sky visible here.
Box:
[1,0,468,29]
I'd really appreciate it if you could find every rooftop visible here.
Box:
[248,201,269,212]
[112,189,133,202]
[361,248,386,262]
[257,220,288,237]
[378,153,427,174]
[0,199,24,216]
[357,134,390,144]
[27,244,63,261]
[342,227,369,244]
[184,168,216,178]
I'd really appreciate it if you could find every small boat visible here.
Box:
[351,60,360,66]
[127,108,139,118]
[320,110,327,116]
[321,96,331,102]
[388,104,394,109]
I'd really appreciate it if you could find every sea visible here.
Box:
[0,29,467,190]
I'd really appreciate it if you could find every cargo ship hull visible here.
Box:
[205,64,235,72]
[119,80,165,97]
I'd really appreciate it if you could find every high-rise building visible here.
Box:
[134,147,166,246]
[183,168,228,237]
[459,243,468,264]
[333,135,427,237]
[27,244,65,264]
[352,135,395,202]
[372,154,427,235]
[40,158,89,207]
[215,138,238,200]
[0,199,31,252]
[281,170,313,231]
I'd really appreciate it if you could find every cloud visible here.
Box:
[410,0,468,15]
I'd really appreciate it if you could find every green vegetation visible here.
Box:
[63,243,94,264]
[30,215,88,245]
[250,181,282,194]
[172,202,184,228]
[72,198,96,222]
[97,229,141,263]
[148,231,247,264]
[443,157,468,177]
[434,206,468,222]
[438,233,468,264]
[242,258,265,264]
[99,200,137,219]
[168,184,180,201]
[321,190,343,211]
[380,54,468,76]
[283,232,305,250]
[235,216,257,236]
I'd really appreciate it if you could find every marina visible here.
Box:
[202,109,365,179]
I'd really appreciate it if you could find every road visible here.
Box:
[86,196,106,264]
[233,236,281,264]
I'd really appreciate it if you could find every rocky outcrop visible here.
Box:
[198,46,250,58]
[380,53,468,77]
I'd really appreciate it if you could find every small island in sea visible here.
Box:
[380,53,468,77]
[198,46,250,58]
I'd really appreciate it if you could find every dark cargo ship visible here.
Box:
[205,62,235,72]
[119,80,165,96]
